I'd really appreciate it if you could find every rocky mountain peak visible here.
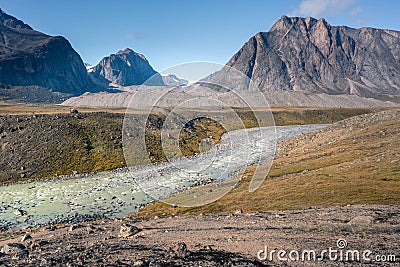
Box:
[116,48,148,62]
[93,48,164,86]
[0,8,33,30]
[117,48,134,55]
[222,16,400,101]
[271,16,330,34]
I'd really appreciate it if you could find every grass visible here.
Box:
[134,110,400,217]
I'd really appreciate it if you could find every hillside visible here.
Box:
[0,9,94,102]
[136,109,400,216]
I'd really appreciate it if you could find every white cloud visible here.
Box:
[349,6,362,17]
[126,31,146,40]
[291,0,358,17]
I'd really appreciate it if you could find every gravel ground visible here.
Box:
[0,205,399,266]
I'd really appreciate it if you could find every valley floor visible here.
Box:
[0,205,398,266]
[0,106,399,266]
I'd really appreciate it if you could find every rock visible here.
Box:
[234,209,243,215]
[13,249,29,259]
[45,225,56,231]
[21,233,32,242]
[76,255,85,265]
[69,224,81,231]
[1,243,28,259]
[169,242,188,258]
[119,224,140,237]
[348,215,375,225]
[149,261,163,267]
[70,108,79,114]
[13,209,26,216]
[132,259,147,266]
[86,224,96,234]
[203,245,213,251]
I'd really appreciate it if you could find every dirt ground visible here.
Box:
[0,205,398,266]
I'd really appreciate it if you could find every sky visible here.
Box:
[0,0,399,72]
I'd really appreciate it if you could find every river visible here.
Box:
[0,124,326,230]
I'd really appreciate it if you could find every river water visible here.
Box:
[0,124,326,230]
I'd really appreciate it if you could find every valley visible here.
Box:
[0,4,399,266]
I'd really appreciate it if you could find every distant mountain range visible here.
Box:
[0,9,399,105]
[218,16,400,101]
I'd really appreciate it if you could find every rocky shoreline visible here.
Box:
[0,205,399,266]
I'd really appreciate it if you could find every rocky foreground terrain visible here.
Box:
[0,205,398,266]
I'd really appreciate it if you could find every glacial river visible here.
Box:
[0,124,326,230]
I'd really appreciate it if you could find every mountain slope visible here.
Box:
[0,9,94,100]
[221,16,400,100]
[92,48,164,86]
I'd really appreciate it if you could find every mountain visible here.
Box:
[92,48,164,86]
[162,74,188,86]
[220,16,400,101]
[0,9,94,101]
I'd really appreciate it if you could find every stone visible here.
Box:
[21,233,32,242]
[13,209,26,216]
[234,209,243,215]
[69,224,81,232]
[1,243,28,258]
[169,242,188,258]
[119,224,140,237]
[149,261,163,267]
[348,215,375,225]
[132,260,147,266]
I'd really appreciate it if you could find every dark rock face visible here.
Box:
[0,8,32,30]
[93,48,165,86]
[224,16,400,99]
[0,9,94,99]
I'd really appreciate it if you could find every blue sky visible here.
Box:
[0,0,399,71]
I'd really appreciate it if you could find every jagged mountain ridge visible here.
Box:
[0,8,94,99]
[162,74,188,86]
[92,48,164,86]
[222,16,400,100]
